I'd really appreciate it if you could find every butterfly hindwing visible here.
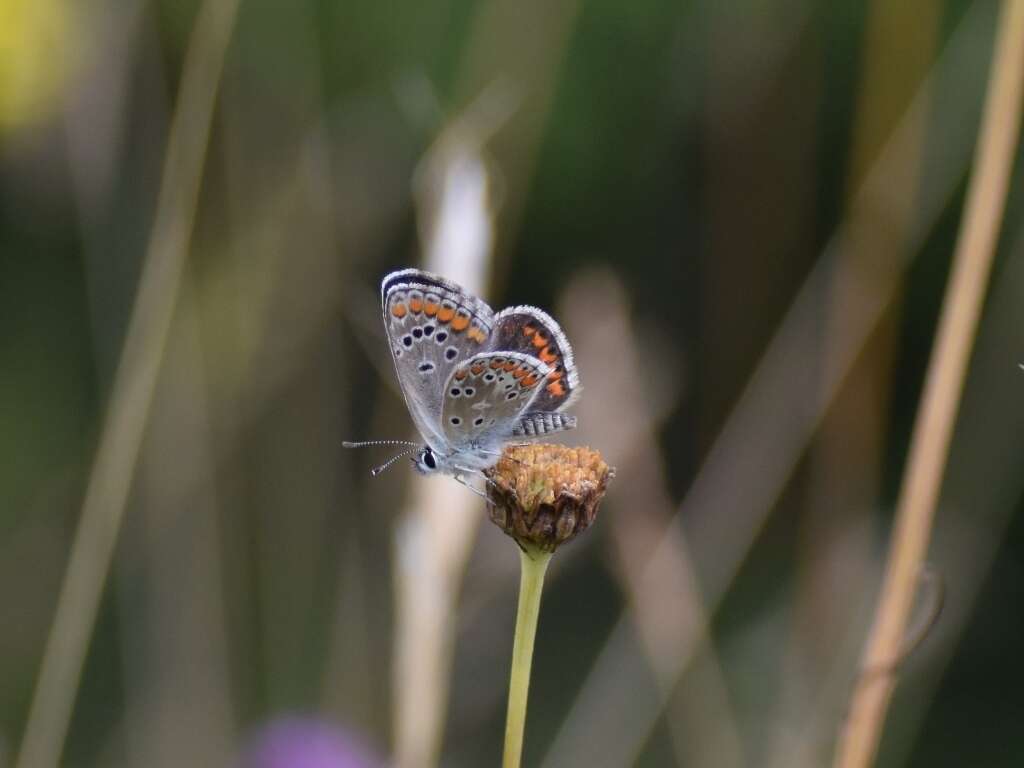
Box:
[382,269,494,450]
[489,306,580,412]
[441,351,551,449]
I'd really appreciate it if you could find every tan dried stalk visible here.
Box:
[834,2,1024,766]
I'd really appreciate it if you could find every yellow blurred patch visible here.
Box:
[0,0,78,129]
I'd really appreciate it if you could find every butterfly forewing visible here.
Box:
[441,351,551,449]
[489,306,580,411]
[382,269,495,451]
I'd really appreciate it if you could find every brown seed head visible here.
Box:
[485,444,612,552]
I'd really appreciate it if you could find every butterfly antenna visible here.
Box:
[343,439,418,449]
[370,449,416,477]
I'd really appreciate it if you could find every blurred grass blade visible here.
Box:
[562,270,744,768]
[834,2,1024,765]
[768,1,939,763]
[14,1,240,765]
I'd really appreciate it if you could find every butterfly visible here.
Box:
[345,268,581,489]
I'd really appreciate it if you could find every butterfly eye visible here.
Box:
[422,449,437,470]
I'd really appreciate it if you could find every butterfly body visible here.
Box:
[380,268,580,479]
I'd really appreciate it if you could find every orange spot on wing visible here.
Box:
[522,374,539,387]
[391,303,407,318]
[454,369,468,381]
[513,365,529,379]
[490,359,505,370]
[523,324,536,337]
[502,361,517,372]
[409,297,423,313]
[437,306,455,323]
[424,301,439,316]
[470,364,485,376]
[539,346,557,363]
[451,314,470,332]
[472,327,489,343]
[547,370,564,382]
[532,333,547,349]
[546,381,566,397]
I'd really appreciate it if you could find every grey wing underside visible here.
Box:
[382,270,494,451]
[440,351,553,451]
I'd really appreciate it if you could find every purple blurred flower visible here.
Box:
[239,716,380,768]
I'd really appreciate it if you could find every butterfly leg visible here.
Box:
[453,473,489,500]
[457,467,502,493]
[477,471,501,491]
[475,449,526,467]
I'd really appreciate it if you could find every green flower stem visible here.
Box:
[503,544,553,768]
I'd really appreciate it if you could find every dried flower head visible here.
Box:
[485,444,612,551]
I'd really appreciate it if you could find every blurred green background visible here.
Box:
[2,0,1024,765]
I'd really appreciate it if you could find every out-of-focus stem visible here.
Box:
[503,546,552,768]
[393,139,494,768]
[14,1,239,766]
[834,2,1024,766]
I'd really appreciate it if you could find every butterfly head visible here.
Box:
[411,445,443,475]
[343,439,457,476]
